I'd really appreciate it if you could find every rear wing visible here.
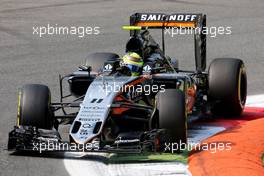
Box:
[127,13,206,72]
[130,13,203,28]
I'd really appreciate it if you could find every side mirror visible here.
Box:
[78,65,91,72]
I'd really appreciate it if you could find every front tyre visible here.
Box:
[157,89,187,150]
[17,84,53,129]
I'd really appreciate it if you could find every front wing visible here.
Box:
[8,126,166,154]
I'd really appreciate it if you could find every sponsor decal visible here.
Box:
[104,64,113,71]
[140,14,197,22]
[83,106,105,109]
[78,118,100,121]
[90,99,103,103]
[79,129,88,135]
[143,65,152,72]
[114,138,140,144]
[82,123,92,128]
[80,113,102,117]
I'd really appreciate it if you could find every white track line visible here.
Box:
[64,94,264,176]
[188,126,226,145]
[107,162,190,176]
[64,155,107,176]
[246,94,264,107]
[64,157,191,176]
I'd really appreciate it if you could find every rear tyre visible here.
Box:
[17,84,53,129]
[157,89,187,151]
[85,52,119,72]
[208,58,247,116]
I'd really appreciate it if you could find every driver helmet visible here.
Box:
[121,52,143,76]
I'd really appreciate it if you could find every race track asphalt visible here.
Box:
[0,0,263,175]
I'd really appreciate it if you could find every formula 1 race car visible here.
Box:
[8,13,247,153]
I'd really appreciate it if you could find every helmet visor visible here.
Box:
[126,64,141,73]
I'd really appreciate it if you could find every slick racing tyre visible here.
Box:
[85,52,119,72]
[157,89,187,151]
[17,84,53,129]
[209,58,247,116]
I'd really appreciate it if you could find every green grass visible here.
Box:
[108,151,188,164]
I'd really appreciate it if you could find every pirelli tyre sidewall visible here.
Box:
[157,89,187,152]
[17,84,53,129]
[209,58,247,116]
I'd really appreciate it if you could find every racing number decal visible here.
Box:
[90,98,103,103]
